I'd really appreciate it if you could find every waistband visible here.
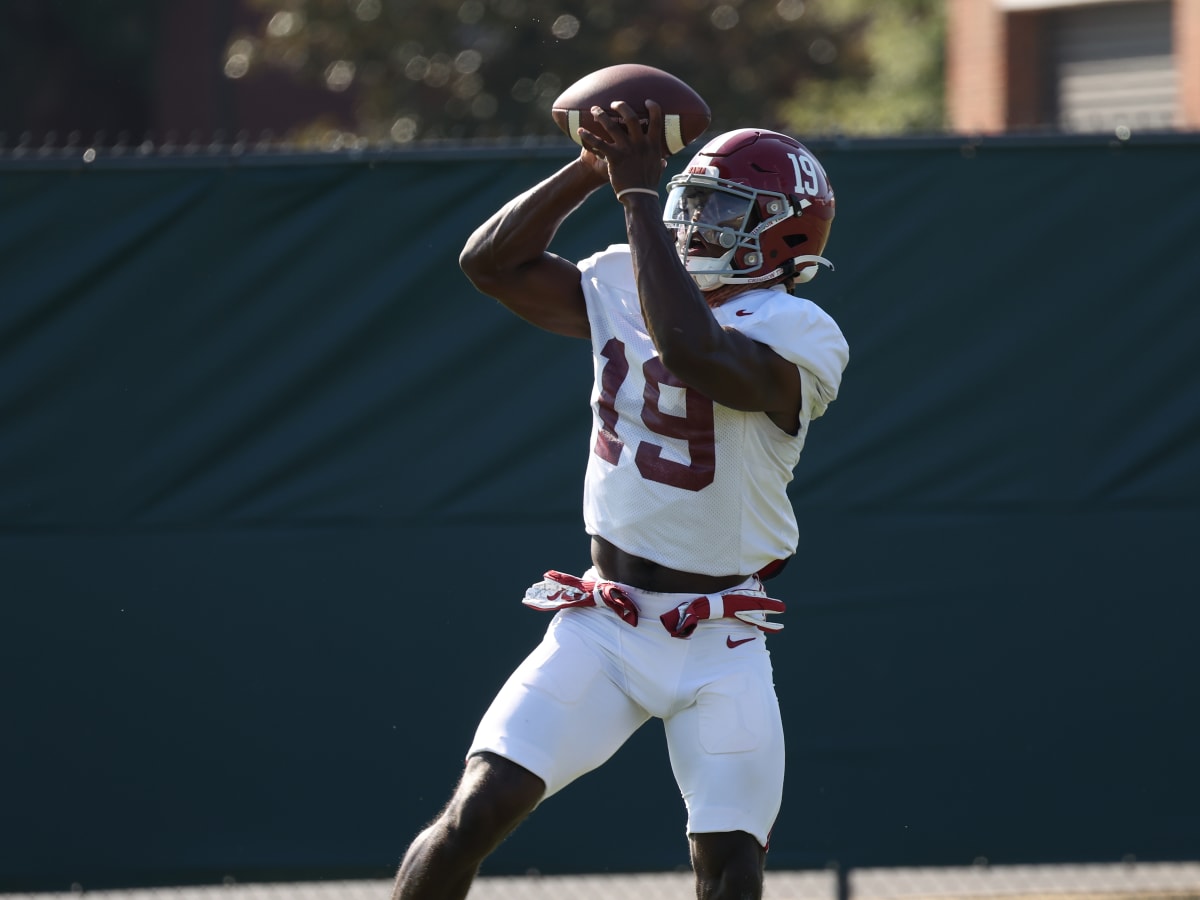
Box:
[521,568,785,638]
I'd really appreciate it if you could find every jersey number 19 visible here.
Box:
[594,337,716,492]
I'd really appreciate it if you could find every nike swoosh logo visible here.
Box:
[735,309,753,317]
[727,635,757,648]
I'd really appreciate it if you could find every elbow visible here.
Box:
[458,236,484,282]
[458,233,496,293]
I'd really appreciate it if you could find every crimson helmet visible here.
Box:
[663,128,835,290]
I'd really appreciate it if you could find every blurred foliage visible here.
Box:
[235,0,945,145]
[782,0,945,135]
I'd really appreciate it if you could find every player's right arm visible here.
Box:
[459,152,608,339]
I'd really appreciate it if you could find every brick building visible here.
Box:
[947,0,1200,132]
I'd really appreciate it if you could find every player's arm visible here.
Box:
[458,153,609,339]
[626,194,802,425]
[581,102,802,427]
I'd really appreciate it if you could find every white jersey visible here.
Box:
[578,245,849,577]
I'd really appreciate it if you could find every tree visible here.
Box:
[780,0,945,135]
[234,0,945,145]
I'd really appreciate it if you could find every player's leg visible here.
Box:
[468,608,652,797]
[390,751,543,900]
[690,830,767,900]
[393,608,649,900]
[664,626,786,900]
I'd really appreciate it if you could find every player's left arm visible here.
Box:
[580,101,802,427]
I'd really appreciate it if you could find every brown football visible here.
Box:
[551,64,711,156]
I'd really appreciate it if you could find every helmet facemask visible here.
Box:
[663,164,833,291]
[664,179,764,290]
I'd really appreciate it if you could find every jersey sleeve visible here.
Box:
[577,244,636,294]
[727,292,849,419]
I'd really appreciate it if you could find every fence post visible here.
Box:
[832,862,852,900]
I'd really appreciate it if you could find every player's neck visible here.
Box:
[703,278,792,309]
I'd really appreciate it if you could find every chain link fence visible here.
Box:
[3,863,1198,900]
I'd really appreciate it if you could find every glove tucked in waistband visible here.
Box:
[522,570,640,627]
[659,592,785,638]
[522,571,785,638]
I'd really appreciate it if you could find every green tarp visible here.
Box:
[2,136,1198,890]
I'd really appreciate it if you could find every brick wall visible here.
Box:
[947,0,1200,132]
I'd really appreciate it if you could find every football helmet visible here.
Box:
[663,128,835,290]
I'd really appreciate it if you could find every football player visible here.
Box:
[391,100,849,900]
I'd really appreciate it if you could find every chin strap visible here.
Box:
[749,256,835,286]
[693,255,835,291]
[789,254,835,283]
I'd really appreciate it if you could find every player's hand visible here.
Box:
[578,99,668,198]
[576,144,610,184]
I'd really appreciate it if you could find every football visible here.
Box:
[551,64,711,156]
